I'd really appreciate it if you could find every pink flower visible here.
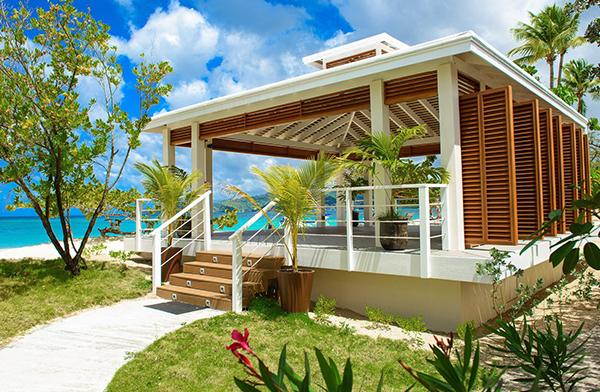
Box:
[226,328,253,354]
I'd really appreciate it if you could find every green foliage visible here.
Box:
[395,314,428,333]
[550,84,578,105]
[562,58,600,115]
[82,243,107,258]
[476,248,519,319]
[109,250,134,263]
[214,208,239,230]
[521,184,600,274]
[313,294,337,324]
[365,306,395,329]
[399,326,503,392]
[456,321,477,343]
[223,154,340,271]
[337,171,369,203]
[0,0,172,275]
[519,63,542,81]
[568,0,600,46]
[134,158,210,245]
[487,318,589,391]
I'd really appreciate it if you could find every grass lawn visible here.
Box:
[107,298,438,391]
[0,258,151,345]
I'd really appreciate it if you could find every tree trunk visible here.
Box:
[557,53,565,87]
[549,60,555,89]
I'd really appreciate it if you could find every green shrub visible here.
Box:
[365,306,394,329]
[457,320,477,342]
[395,314,428,333]
[82,243,107,258]
[314,294,337,324]
[109,250,134,262]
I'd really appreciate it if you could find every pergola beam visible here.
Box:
[418,99,440,122]
[398,102,432,135]
[293,114,347,142]
[305,114,351,144]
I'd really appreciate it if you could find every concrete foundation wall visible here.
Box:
[311,268,463,331]
[460,260,563,325]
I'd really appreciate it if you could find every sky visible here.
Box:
[1,0,599,215]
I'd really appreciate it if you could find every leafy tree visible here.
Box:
[508,5,585,88]
[518,63,542,82]
[0,1,172,275]
[562,58,600,115]
[568,0,600,45]
[550,84,578,105]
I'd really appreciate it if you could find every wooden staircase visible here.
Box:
[156,250,284,311]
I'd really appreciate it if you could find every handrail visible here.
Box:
[331,184,448,192]
[150,191,212,237]
[228,200,277,241]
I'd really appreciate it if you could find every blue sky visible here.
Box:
[1,0,599,215]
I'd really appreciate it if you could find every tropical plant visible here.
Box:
[399,327,503,392]
[313,294,337,324]
[214,208,239,230]
[227,328,384,392]
[337,170,369,204]
[568,0,600,45]
[508,5,585,88]
[562,58,600,115]
[487,318,589,392]
[223,154,339,271]
[0,0,172,275]
[341,125,449,218]
[134,158,209,245]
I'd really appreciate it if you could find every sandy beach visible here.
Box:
[0,237,126,261]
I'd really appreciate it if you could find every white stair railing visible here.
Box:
[149,191,212,294]
[229,201,280,313]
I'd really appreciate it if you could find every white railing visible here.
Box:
[147,191,212,294]
[228,201,284,313]
[135,198,163,251]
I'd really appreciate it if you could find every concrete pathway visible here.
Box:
[0,297,224,392]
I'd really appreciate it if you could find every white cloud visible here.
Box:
[166,79,210,109]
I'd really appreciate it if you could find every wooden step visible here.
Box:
[196,251,285,269]
[183,261,277,281]
[169,273,263,296]
[156,285,250,311]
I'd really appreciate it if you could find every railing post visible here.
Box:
[135,199,143,252]
[152,231,162,294]
[419,186,431,278]
[231,233,243,313]
[203,194,212,251]
[440,186,449,251]
[284,225,292,267]
[345,189,354,271]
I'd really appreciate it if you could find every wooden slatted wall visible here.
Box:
[513,101,543,239]
[583,134,592,222]
[538,109,557,235]
[384,72,438,104]
[459,86,518,246]
[552,116,566,233]
[562,123,577,228]
[458,73,480,95]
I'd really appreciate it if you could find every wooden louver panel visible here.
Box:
[458,73,480,95]
[459,86,518,246]
[552,116,566,233]
[538,109,557,236]
[513,101,543,239]
[384,72,438,105]
[170,126,192,146]
[583,134,592,223]
[197,86,371,139]
[562,123,577,228]
[326,50,376,69]
[459,93,484,245]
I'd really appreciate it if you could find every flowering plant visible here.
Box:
[227,328,384,391]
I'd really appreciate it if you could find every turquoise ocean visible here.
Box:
[0,207,419,250]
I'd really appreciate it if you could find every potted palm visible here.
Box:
[134,157,209,281]
[223,154,339,313]
[342,125,449,250]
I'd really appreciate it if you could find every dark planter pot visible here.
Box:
[161,246,182,282]
[352,210,360,227]
[176,220,192,239]
[277,268,315,313]
[379,219,409,250]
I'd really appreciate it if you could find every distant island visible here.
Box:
[214,193,338,213]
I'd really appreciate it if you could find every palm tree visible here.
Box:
[563,58,600,115]
[342,125,450,218]
[223,154,339,271]
[134,157,209,245]
[508,5,585,89]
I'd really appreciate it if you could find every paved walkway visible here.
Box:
[0,297,224,392]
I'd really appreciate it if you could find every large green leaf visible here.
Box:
[562,247,580,275]
[550,241,576,267]
[583,242,600,270]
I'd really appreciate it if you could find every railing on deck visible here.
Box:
[228,201,285,312]
[142,191,212,294]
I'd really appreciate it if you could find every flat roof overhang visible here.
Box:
[144,31,587,154]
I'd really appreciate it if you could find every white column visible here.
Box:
[363,172,373,227]
[437,62,465,251]
[191,123,207,242]
[162,127,175,166]
[336,172,345,227]
[370,80,390,247]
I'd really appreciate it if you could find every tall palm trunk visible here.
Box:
[557,53,566,86]
[548,58,555,89]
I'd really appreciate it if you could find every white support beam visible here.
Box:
[337,112,356,148]
[264,122,295,138]
[452,57,498,89]
[162,127,175,166]
[398,102,432,135]
[295,114,347,142]
[418,99,440,122]
[437,63,465,251]
[279,118,321,139]
[360,110,371,120]
[305,114,350,144]
[388,108,408,129]
[370,80,390,248]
